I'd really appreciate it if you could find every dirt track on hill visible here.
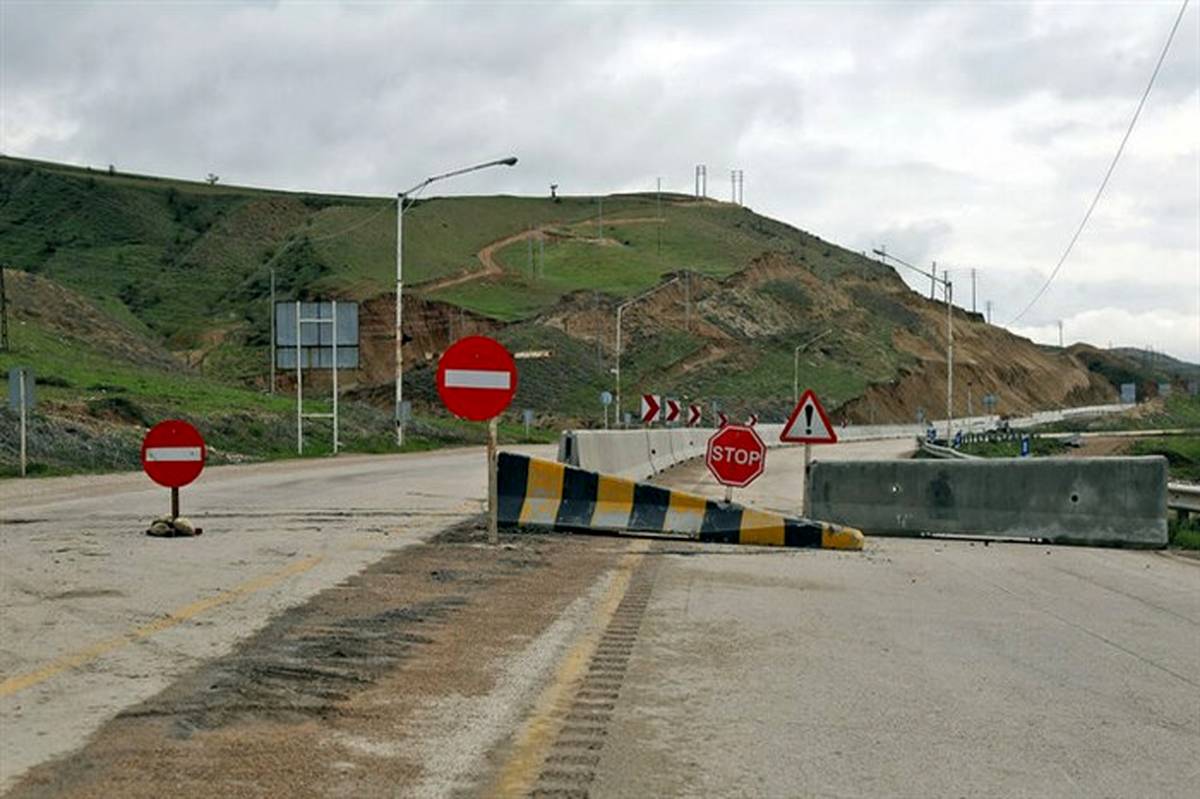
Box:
[417,216,666,295]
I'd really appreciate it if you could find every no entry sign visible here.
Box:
[142,420,206,488]
[437,336,518,421]
[705,424,766,488]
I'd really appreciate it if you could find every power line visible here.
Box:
[1008,0,1191,325]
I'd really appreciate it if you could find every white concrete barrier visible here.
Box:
[557,403,1132,480]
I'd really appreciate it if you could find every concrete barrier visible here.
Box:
[499,452,863,550]
[807,456,1168,548]
[556,404,1132,483]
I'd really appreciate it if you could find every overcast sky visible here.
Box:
[2,0,1197,362]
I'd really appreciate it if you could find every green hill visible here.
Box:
[0,155,1120,475]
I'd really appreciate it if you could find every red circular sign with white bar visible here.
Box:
[141,419,206,488]
[436,336,519,421]
[705,424,766,488]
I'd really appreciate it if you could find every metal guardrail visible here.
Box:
[1168,483,1200,516]
[918,440,979,460]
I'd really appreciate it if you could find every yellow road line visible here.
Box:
[0,554,324,698]
[491,540,648,797]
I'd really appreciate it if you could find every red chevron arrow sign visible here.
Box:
[640,394,661,424]
[687,404,702,426]
[665,398,681,423]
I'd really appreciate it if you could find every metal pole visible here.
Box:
[269,267,276,394]
[724,484,733,504]
[802,443,812,517]
[971,268,977,314]
[296,300,303,454]
[946,281,954,442]
[793,346,800,405]
[0,265,8,352]
[615,305,623,425]
[395,194,405,448]
[332,300,339,455]
[930,262,937,300]
[170,486,179,521]
[487,416,499,545]
[656,177,662,255]
[684,271,691,332]
[18,368,27,477]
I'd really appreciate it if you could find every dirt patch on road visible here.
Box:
[7,524,632,799]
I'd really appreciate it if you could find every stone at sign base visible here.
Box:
[145,516,203,537]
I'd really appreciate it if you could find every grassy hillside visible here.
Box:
[0,155,1130,475]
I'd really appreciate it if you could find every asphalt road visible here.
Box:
[0,444,554,792]
[580,441,1200,797]
[4,438,1197,797]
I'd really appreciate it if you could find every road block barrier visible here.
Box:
[498,452,863,550]
[808,456,1168,548]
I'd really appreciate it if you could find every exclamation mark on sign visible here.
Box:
[804,404,814,435]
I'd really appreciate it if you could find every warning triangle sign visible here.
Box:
[780,389,838,444]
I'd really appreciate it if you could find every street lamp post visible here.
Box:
[873,247,955,440]
[615,276,680,425]
[793,329,833,405]
[395,156,518,447]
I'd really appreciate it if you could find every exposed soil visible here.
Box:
[5,524,633,799]
[3,270,184,372]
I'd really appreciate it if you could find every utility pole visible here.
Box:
[685,271,691,332]
[1058,320,1064,348]
[986,300,993,325]
[0,265,9,352]
[930,262,937,300]
[656,177,662,255]
[971,268,977,313]
[731,170,737,203]
[946,280,954,441]
[872,247,954,440]
[695,164,707,198]
[268,267,275,393]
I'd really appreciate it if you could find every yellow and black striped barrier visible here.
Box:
[497,452,863,551]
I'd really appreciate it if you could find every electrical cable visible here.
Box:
[1007,0,1191,324]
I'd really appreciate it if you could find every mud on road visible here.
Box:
[6,523,637,798]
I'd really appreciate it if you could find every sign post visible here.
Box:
[705,424,767,504]
[142,419,207,534]
[780,389,838,516]
[8,367,33,477]
[600,390,613,429]
[436,335,519,545]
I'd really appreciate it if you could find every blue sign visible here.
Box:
[953,431,963,449]
[1020,435,1031,458]
[926,426,937,443]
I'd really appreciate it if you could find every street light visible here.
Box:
[395,156,518,447]
[793,329,833,405]
[615,276,681,425]
[873,247,955,441]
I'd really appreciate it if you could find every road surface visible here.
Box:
[3,438,1197,797]
[0,444,553,792]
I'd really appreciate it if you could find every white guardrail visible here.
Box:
[557,404,1133,482]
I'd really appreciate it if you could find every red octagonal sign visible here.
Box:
[142,419,206,488]
[705,424,766,488]
[436,335,518,421]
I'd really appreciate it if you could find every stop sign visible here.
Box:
[705,424,766,488]
[141,419,206,488]
[436,336,518,421]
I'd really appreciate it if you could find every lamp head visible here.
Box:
[501,157,518,167]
